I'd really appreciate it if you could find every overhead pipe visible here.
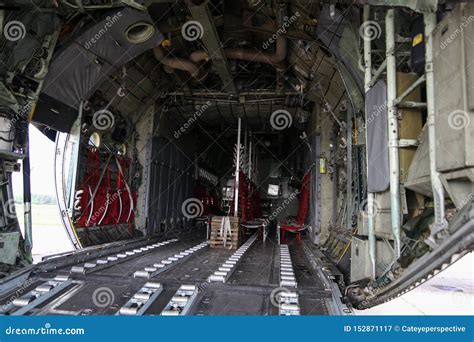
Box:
[189,48,286,71]
[223,0,287,68]
[155,2,288,88]
[188,3,288,71]
[153,47,206,81]
[155,35,286,81]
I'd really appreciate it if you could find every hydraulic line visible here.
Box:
[363,5,376,280]
[22,126,33,261]
[424,12,448,240]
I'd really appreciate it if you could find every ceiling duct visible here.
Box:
[32,8,163,133]
[125,22,156,44]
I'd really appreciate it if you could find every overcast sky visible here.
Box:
[12,126,57,197]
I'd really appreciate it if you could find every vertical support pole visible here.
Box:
[363,5,376,280]
[424,13,448,237]
[331,129,338,226]
[142,113,154,234]
[314,133,321,245]
[156,147,164,233]
[0,9,4,40]
[386,9,401,258]
[169,148,176,230]
[164,147,172,231]
[254,144,258,183]
[310,103,322,245]
[363,5,372,121]
[346,105,353,231]
[22,125,32,261]
[67,101,83,211]
[244,125,248,175]
[248,136,252,182]
[234,117,242,217]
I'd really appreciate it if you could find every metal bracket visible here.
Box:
[425,61,434,72]
[208,233,257,283]
[278,291,300,316]
[71,239,177,275]
[161,285,199,316]
[279,245,297,288]
[134,241,208,279]
[398,139,419,147]
[117,282,163,316]
[5,276,71,316]
[388,140,399,148]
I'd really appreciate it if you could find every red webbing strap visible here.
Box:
[76,148,100,228]
[79,153,113,227]
[92,149,99,187]
[239,172,250,223]
[106,161,111,189]
[115,156,134,228]
[100,159,112,225]
[80,147,100,189]
[116,157,126,189]
[296,171,311,225]
[116,157,130,226]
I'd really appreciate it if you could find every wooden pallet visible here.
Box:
[209,216,240,249]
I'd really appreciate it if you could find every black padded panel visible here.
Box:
[34,8,163,132]
[366,80,390,193]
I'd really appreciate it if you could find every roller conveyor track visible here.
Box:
[0,232,351,316]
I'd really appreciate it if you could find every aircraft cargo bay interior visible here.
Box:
[0,0,472,316]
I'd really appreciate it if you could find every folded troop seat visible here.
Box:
[277,170,311,244]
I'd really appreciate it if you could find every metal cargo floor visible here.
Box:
[0,230,350,316]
